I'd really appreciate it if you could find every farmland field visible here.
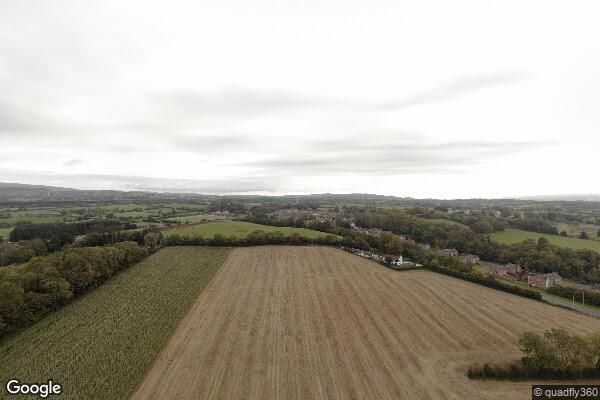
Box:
[0,247,230,400]
[0,227,12,238]
[491,229,600,252]
[427,218,469,228]
[166,213,227,223]
[133,246,600,400]
[555,222,600,241]
[164,220,335,239]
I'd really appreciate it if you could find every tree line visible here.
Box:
[0,242,147,338]
[163,230,341,247]
[469,329,600,380]
[0,221,140,267]
[9,220,137,251]
[0,239,47,267]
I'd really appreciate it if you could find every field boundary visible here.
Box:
[129,248,235,396]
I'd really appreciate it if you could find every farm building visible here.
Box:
[528,272,562,289]
[366,228,382,237]
[484,262,525,280]
[388,255,403,266]
[505,263,522,274]
[459,254,480,264]
[487,264,510,278]
[438,248,459,257]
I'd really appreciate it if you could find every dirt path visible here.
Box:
[131,246,600,400]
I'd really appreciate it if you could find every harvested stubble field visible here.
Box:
[133,246,600,400]
[0,247,230,400]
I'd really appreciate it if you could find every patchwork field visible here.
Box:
[0,247,230,400]
[491,228,600,252]
[132,246,600,400]
[555,222,600,241]
[164,220,336,239]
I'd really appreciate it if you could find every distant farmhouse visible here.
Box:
[528,272,562,289]
[484,262,524,280]
[487,263,510,278]
[438,248,459,257]
[458,254,480,264]
[388,255,403,266]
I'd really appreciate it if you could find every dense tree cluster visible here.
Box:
[0,240,47,267]
[72,229,151,248]
[0,242,147,338]
[9,220,137,251]
[511,217,558,235]
[207,199,246,214]
[469,329,600,380]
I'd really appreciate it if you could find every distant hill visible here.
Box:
[1,181,599,208]
[0,182,213,205]
[519,194,600,201]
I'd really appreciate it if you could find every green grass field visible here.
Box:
[555,222,600,241]
[426,218,469,228]
[113,210,152,218]
[165,220,336,239]
[0,247,230,400]
[166,213,227,223]
[0,227,12,238]
[490,229,600,252]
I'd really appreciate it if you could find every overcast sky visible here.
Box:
[1,1,599,198]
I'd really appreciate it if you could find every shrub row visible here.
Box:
[425,263,542,301]
[163,230,341,247]
[547,285,600,307]
[468,363,600,381]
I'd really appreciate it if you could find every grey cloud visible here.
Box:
[151,73,527,119]
[168,134,256,152]
[233,138,552,176]
[0,71,527,138]
[64,159,84,167]
[0,102,55,134]
[370,72,531,111]
[0,169,281,194]
[154,89,333,117]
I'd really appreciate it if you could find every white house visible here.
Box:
[390,255,403,266]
